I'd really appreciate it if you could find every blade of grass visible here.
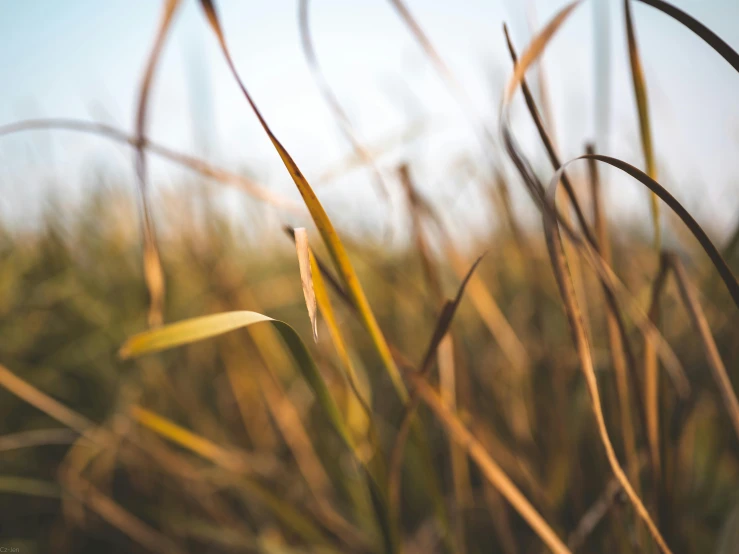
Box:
[624,0,661,250]
[541,180,672,553]
[586,143,641,497]
[294,228,318,343]
[0,476,60,499]
[132,401,362,549]
[120,311,355,451]
[669,254,739,441]
[197,4,455,546]
[130,405,269,475]
[499,5,672,550]
[578,155,739,309]
[134,0,182,327]
[0,364,95,435]
[635,0,739,72]
[409,374,571,554]
[643,252,671,496]
[0,428,80,452]
[197,0,405,403]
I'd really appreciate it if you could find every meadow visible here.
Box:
[1,1,739,553]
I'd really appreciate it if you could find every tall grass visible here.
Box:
[1,0,739,553]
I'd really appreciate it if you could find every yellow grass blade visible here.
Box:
[624,0,661,250]
[198,0,406,402]
[120,311,355,451]
[131,406,251,473]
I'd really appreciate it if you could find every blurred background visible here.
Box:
[1,1,739,553]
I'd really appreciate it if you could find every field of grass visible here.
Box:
[1,1,739,553]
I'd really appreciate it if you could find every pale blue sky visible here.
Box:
[1,0,738,236]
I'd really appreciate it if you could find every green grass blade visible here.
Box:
[120,311,355,451]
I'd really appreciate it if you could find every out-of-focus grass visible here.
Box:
[0,177,737,553]
[2,0,739,553]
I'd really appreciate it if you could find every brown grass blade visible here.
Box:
[669,254,739,441]
[294,228,318,342]
[568,452,649,551]
[586,143,641,495]
[502,23,595,246]
[643,253,671,492]
[580,155,739,309]
[541,186,673,553]
[409,374,571,554]
[0,428,80,452]
[0,364,95,435]
[499,5,673,548]
[134,0,182,327]
[635,0,739,71]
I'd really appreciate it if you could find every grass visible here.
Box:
[1,0,739,553]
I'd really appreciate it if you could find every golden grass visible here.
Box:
[2,0,739,553]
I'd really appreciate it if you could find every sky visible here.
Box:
[1,0,738,239]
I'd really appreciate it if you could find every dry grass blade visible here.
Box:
[503,21,598,375]
[630,0,739,257]
[0,364,95,435]
[502,23,595,247]
[669,255,739,441]
[587,144,641,494]
[643,253,670,490]
[294,228,318,342]
[198,0,406,402]
[409,374,571,554]
[502,17,650,447]
[568,452,649,551]
[500,5,672,549]
[635,0,739,71]
[0,119,303,213]
[134,0,182,327]
[580,155,739,309]
[541,186,672,553]
[624,0,660,249]
[503,1,583,105]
